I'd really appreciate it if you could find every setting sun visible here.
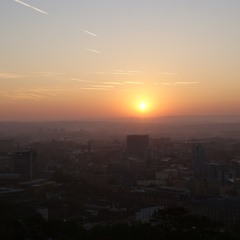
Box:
[129,96,156,117]
[139,102,147,111]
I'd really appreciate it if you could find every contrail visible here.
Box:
[82,29,97,37]
[15,0,49,15]
[86,48,101,54]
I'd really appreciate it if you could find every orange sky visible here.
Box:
[1,1,240,120]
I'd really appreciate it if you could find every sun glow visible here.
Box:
[139,102,147,111]
[128,95,157,117]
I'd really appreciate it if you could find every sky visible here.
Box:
[1,0,240,120]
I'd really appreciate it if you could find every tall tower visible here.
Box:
[192,144,205,178]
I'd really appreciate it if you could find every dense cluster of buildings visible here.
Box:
[1,132,240,232]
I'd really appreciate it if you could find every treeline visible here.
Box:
[0,207,237,240]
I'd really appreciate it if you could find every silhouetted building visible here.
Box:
[127,135,149,158]
[207,163,236,185]
[14,149,37,180]
[192,144,205,178]
[0,152,14,173]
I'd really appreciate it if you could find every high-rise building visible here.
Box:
[0,152,14,173]
[192,144,205,178]
[14,149,37,180]
[127,135,149,158]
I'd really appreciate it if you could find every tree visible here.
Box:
[151,207,235,240]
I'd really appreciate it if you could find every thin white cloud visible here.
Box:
[86,48,101,54]
[125,70,142,74]
[71,78,90,83]
[154,82,173,85]
[155,81,199,85]
[0,83,117,100]
[175,81,199,85]
[26,89,58,97]
[0,71,23,79]
[111,72,132,75]
[124,81,144,85]
[14,0,49,15]
[91,70,142,75]
[111,70,142,75]
[1,90,55,100]
[90,85,114,88]
[104,82,122,85]
[0,91,17,98]
[78,87,111,91]
[82,29,97,37]
[14,93,50,100]
[33,72,64,75]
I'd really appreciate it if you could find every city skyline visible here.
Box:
[1,0,240,120]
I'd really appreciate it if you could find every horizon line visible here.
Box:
[1,114,240,123]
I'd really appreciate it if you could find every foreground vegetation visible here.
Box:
[0,207,236,240]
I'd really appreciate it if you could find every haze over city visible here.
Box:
[2,2,240,239]
[1,0,240,121]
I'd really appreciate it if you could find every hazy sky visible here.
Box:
[1,0,240,120]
